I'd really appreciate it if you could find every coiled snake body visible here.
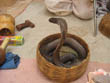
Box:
[41,18,87,68]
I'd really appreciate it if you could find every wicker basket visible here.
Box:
[0,14,15,36]
[37,33,90,82]
[99,13,110,38]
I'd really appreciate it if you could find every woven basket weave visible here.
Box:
[37,33,90,82]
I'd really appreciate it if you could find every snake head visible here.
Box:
[49,18,67,39]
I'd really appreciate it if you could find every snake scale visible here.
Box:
[40,18,87,68]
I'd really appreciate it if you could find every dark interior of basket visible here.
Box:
[0,28,12,36]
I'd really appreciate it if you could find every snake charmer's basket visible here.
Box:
[99,13,110,38]
[0,14,15,36]
[37,33,90,82]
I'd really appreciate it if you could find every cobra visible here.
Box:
[41,18,87,68]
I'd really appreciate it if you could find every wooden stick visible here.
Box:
[1,37,10,50]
